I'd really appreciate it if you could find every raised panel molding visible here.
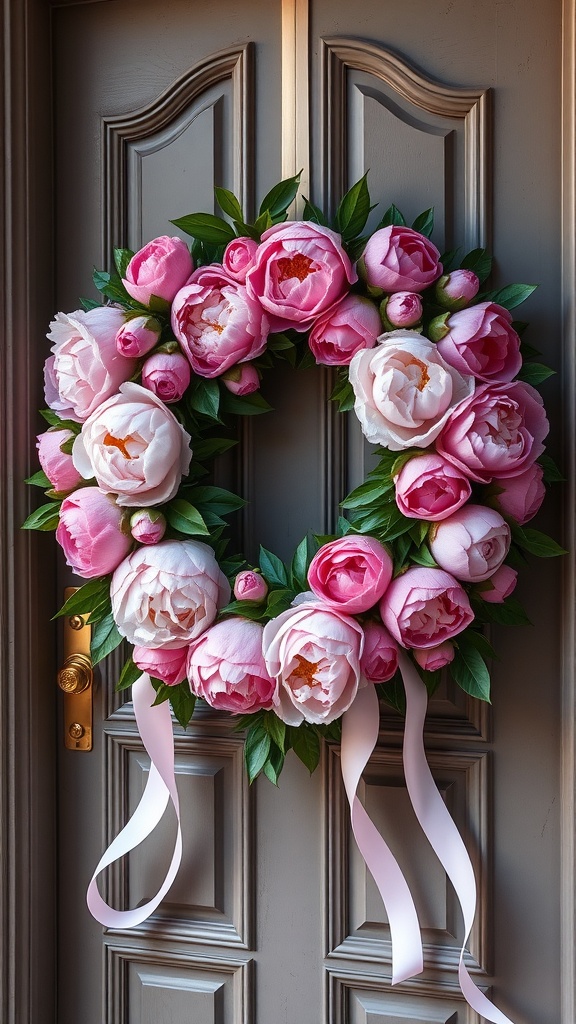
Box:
[325,744,490,977]
[105,943,253,1024]
[319,37,491,250]
[101,43,254,260]
[103,724,252,949]
[326,970,480,1024]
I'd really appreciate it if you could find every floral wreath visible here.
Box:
[25,173,563,1022]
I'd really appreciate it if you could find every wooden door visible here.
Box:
[2,1,573,1022]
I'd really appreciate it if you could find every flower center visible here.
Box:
[406,357,430,391]
[276,253,316,283]
[103,432,135,459]
[291,654,320,685]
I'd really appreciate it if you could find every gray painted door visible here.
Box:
[53,2,563,1022]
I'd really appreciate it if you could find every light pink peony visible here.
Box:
[380,566,474,649]
[56,487,132,579]
[245,221,356,332]
[141,351,191,404]
[36,428,83,493]
[435,269,480,310]
[130,508,167,545]
[308,294,380,366]
[72,382,192,507]
[383,291,423,328]
[233,570,268,602]
[44,307,134,422]
[262,600,364,725]
[133,645,188,686]
[476,564,518,603]
[491,463,546,524]
[394,452,471,521]
[436,381,549,483]
[362,226,442,293]
[222,364,260,395]
[222,237,258,282]
[413,641,455,671]
[110,539,230,649]
[172,265,269,378]
[349,331,474,450]
[123,236,193,306]
[429,505,511,582]
[435,302,522,382]
[307,535,393,613]
[187,618,276,714]
[360,621,399,682]
[116,315,161,358]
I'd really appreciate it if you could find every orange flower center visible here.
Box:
[103,432,135,459]
[291,654,320,685]
[406,357,430,391]
[276,253,316,283]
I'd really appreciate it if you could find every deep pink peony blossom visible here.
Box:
[435,302,522,383]
[56,487,131,579]
[435,269,480,310]
[413,641,455,671]
[308,294,380,366]
[362,226,442,293]
[394,452,471,521]
[130,508,167,545]
[491,462,546,524]
[187,618,276,714]
[360,621,399,682]
[133,645,188,686]
[123,235,193,306]
[233,570,268,602]
[222,237,258,283]
[307,536,393,613]
[383,291,423,328]
[380,566,474,649]
[141,351,191,404]
[116,315,161,358]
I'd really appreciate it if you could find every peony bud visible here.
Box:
[476,564,518,603]
[435,269,480,311]
[141,351,191,404]
[222,364,260,396]
[413,641,455,672]
[116,316,161,358]
[36,428,83,493]
[130,508,167,545]
[233,570,268,602]
[381,291,423,329]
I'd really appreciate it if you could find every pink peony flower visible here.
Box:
[187,618,276,713]
[36,428,83,492]
[307,535,393,613]
[245,221,356,332]
[380,566,474,649]
[435,269,480,310]
[413,641,455,671]
[123,235,193,306]
[141,351,191,404]
[436,381,549,483]
[349,331,474,450]
[171,265,269,378]
[56,487,132,579]
[72,382,192,507]
[262,600,364,725]
[44,307,134,422]
[360,621,399,682]
[130,508,167,545]
[429,504,511,582]
[435,302,522,383]
[491,462,546,524]
[382,291,423,328]
[133,645,188,686]
[116,315,161,358]
[308,294,380,366]
[222,364,260,395]
[394,452,471,521]
[233,570,268,602]
[222,237,258,283]
[476,564,518,603]
[362,226,442,293]
[111,539,230,649]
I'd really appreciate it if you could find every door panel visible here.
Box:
[51,2,563,1023]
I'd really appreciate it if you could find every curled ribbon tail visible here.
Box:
[341,684,423,984]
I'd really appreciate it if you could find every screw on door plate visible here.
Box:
[59,588,93,751]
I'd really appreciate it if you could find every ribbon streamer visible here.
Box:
[86,673,183,928]
[399,651,515,1024]
[340,683,423,983]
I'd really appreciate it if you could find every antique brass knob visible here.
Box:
[57,652,93,694]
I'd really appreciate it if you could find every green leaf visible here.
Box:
[253,210,273,235]
[90,613,123,666]
[377,676,406,715]
[79,296,101,312]
[220,390,273,416]
[265,588,297,618]
[214,186,244,223]
[450,643,491,702]
[460,248,493,284]
[291,536,310,590]
[259,546,289,587]
[474,595,532,626]
[259,172,302,220]
[513,526,566,557]
[489,283,537,310]
[244,723,271,782]
[410,544,437,568]
[92,268,131,305]
[151,681,172,706]
[113,247,134,280]
[53,576,112,620]
[39,409,81,432]
[264,713,286,752]
[346,235,370,263]
[169,682,196,730]
[290,724,321,774]
[335,173,373,241]
[341,479,393,510]
[218,599,267,621]
[165,499,210,536]
[267,332,295,352]
[377,204,406,228]
[187,485,246,515]
[188,377,221,420]
[439,248,462,274]
[458,628,497,661]
[330,373,355,412]
[517,362,555,385]
[116,657,141,692]
[411,208,434,238]
[22,500,61,531]
[171,212,236,245]
[25,469,52,488]
[539,453,565,483]
[302,197,329,226]
[262,745,285,785]
[192,437,237,462]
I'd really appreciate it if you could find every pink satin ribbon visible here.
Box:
[86,673,183,928]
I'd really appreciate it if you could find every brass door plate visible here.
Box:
[58,587,93,751]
